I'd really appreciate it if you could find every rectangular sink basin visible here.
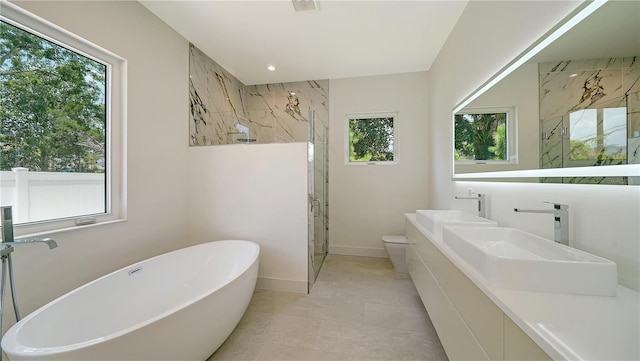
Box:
[415,210,497,240]
[443,227,618,296]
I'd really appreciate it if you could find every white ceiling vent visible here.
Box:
[292,0,319,12]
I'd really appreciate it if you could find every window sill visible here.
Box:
[346,161,398,166]
[12,218,127,240]
[455,160,517,165]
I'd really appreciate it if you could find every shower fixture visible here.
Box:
[0,206,57,350]
[229,122,256,143]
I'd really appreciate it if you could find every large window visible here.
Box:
[0,3,124,234]
[454,107,516,163]
[346,113,397,164]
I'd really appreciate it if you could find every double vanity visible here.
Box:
[405,210,639,360]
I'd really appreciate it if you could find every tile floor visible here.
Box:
[207,255,448,361]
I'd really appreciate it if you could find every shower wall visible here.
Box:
[189,45,244,145]
[189,44,328,145]
[629,90,640,185]
[539,57,640,184]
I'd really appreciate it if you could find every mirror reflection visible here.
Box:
[453,0,639,185]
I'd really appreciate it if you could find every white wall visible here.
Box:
[4,0,191,331]
[329,72,429,257]
[188,143,309,293]
[428,0,640,290]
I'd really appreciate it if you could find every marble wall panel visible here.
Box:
[540,68,622,121]
[240,110,275,141]
[629,133,640,185]
[190,44,248,145]
[189,78,215,146]
[539,57,639,174]
[623,62,639,172]
[623,62,640,95]
[623,56,638,68]
[540,116,563,169]
[246,80,330,142]
[629,91,640,174]
[538,58,627,74]
[629,137,640,162]
[189,44,329,146]
[629,90,640,138]
[540,57,640,121]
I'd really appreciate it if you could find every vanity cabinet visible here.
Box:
[406,220,551,361]
[503,317,552,361]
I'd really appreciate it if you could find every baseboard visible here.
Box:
[329,244,388,258]
[256,277,308,294]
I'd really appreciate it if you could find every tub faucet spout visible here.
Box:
[514,202,569,246]
[1,206,57,251]
[2,238,58,250]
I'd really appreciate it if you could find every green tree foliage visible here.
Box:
[488,123,506,160]
[569,139,597,160]
[569,138,626,163]
[349,117,394,162]
[455,112,506,161]
[0,21,106,172]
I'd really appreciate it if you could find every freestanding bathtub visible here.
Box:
[1,240,260,361]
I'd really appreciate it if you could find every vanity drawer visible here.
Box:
[408,243,489,361]
[440,259,503,360]
[406,222,503,360]
[504,316,552,361]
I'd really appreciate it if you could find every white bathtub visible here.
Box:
[1,240,259,361]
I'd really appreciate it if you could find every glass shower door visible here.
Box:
[308,107,328,290]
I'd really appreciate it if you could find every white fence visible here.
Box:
[0,168,105,224]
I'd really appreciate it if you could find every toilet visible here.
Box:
[382,235,408,273]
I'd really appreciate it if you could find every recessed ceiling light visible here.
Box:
[267,65,276,71]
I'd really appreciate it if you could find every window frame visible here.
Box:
[454,106,518,165]
[1,2,126,237]
[344,111,398,166]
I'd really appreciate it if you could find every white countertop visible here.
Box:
[406,213,640,361]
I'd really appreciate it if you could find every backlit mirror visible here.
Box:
[453,0,640,185]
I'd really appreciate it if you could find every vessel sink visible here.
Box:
[443,227,618,296]
[415,210,497,240]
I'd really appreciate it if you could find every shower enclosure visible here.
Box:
[308,107,328,290]
[540,91,639,184]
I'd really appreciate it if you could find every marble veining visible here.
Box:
[540,68,621,121]
[539,58,640,184]
[539,57,639,121]
[189,44,329,146]
[190,78,209,144]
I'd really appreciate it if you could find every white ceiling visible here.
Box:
[139,0,468,85]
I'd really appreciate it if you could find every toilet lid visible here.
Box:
[382,235,407,244]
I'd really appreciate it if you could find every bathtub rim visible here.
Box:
[2,239,260,356]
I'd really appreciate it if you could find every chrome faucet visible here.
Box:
[1,206,15,244]
[1,206,58,253]
[0,206,57,332]
[514,202,569,246]
[2,238,58,250]
[455,193,486,218]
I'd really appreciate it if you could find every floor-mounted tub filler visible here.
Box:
[1,240,260,361]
